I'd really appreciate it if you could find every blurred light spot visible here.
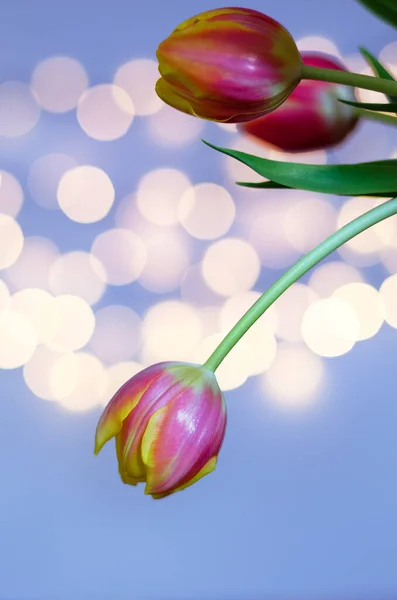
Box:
[0,215,24,269]
[195,333,248,390]
[10,288,57,344]
[272,283,318,342]
[342,53,368,73]
[268,147,327,165]
[147,104,204,146]
[285,195,337,253]
[137,168,191,226]
[49,251,106,305]
[58,166,115,223]
[3,236,59,291]
[0,279,10,311]
[357,66,387,103]
[104,361,143,404]
[379,42,397,71]
[50,352,108,411]
[91,228,146,285]
[77,84,134,141]
[0,310,37,368]
[216,123,238,132]
[0,81,40,137]
[302,297,359,357]
[337,198,393,266]
[141,301,202,363]
[202,238,260,296]
[114,59,163,116]
[248,198,300,269]
[296,36,342,57]
[381,247,397,273]
[28,153,78,210]
[308,261,364,297]
[379,274,397,328]
[180,264,224,306]
[138,228,190,293]
[333,282,384,341]
[224,136,271,183]
[198,306,222,337]
[31,56,88,113]
[178,183,235,239]
[261,343,324,408]
[23,346,61,401]
[89,305,141,364]
[46,294,95,352]
[0,171,23,217]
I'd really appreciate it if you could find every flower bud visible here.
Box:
[155,7,303,123]
[238,53,359,151]
[95,362,226,499]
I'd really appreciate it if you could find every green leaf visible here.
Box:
[339,99,397,112]
[355,0,397,29]
[237,180,397,197]
[359,47,397,104]
[202,140,397,195]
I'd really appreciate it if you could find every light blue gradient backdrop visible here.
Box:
[0,1,396,599]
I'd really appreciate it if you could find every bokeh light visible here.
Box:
[180,264,225,306]
[28,154,78,210]
[46,295,95,352]
[379,41,397,72]
[308,261,364,297]
[137,227,190,293]
[141,301,202,363]
[136,168,191,226]
[49,351,107,411]
[0,215,24,269]
[77,84,134,141]
[301,297,360,357]
[285,194,337,253]
[272,283,319,342]
[296,35,342,57]
[379,275,397,329]
[178,183,236,240]
[0,310,37,368]
[202,238,260,296]
[103,361,144,405]
[261,343,325,408]
[0,279,10,311]
[10,288,57,344]
[0,171,24,217]
[89,305,142,364]
[49,251,106,305]
[114,59,163,116]
[31,56,88,112]
[0,81,40,137]
[333,282,384,341]
[91,228,147,285]
[3,236,59,291]
[23,346,62,401]
[147,104,204,146]
[57,166,115,223]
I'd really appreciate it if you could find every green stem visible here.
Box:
[204,197,397,373]
[356,107,397,127]
[302,64,397,97]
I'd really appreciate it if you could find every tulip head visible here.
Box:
[155,7,303,123]
[95,362,226,499]
[238,52,359,152]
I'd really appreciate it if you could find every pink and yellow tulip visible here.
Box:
[155,7,303,123]
[95,362,226,499]
[238,53,360,152]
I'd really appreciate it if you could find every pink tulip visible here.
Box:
[238,53,359,151]
[95,362,226,499]
[155,7,303,123]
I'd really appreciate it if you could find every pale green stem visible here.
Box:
[356,108,397,126]
[204,197,397,373]
[302,64,397,97]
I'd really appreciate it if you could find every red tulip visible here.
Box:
[238,53,359,151]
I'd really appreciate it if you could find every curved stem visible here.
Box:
[302,64,397,97]
[204,197,397,373]
[356,107,397,127]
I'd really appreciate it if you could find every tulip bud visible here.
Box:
[155,7,303,123]
[238,53,360,152]
[95,362,226,499]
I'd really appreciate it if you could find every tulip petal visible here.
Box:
[150,456,217,499]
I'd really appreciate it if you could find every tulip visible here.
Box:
[155,7,303,123]
[95,361,226,499]
[238,52,360,152]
